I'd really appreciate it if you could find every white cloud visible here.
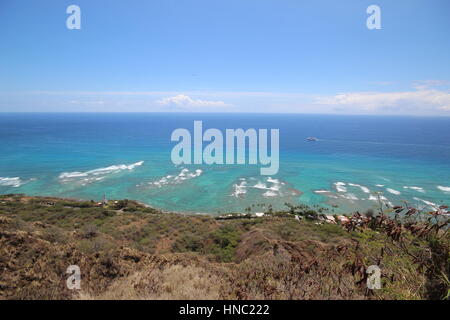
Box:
[314,88,450,115]
[155,94,230,108]
[68,99,105,106]
[413,80,450,90]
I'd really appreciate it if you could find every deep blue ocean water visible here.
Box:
[0,113,449,214]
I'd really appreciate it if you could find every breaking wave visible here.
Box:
[314,190,330,194]
[59,161,144,185]
[0,177,33,188]
[403,186,425,193]
[348,183,370,193]
[334,182,347,193]
[231,179,247,197]
[231,177,294,198]
[413,197,439,210]
[339,193,358,201]
[148,168,203,188]
[386,188,401,195]
[437,186,450,192]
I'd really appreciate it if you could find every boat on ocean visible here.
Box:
[306,137,318,141]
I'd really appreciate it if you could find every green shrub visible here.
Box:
[172,234,204,253]
[203,225,242,262]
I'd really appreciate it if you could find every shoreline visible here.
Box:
[2,188,448,217]
[0,192,355,217]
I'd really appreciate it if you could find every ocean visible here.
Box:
[0,112,449,214]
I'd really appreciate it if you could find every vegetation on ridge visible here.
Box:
[0,194,448,300]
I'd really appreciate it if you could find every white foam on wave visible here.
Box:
[371,195,393,207]
[314,190,330,194]
[414,197,439,210]
[386,188,401,195]
[403,186,425,193]
[231,180,247,197]
[253,182,267,190]
[313,189,339,199]
[264,177,284,196]
[348,183,370,193]
[340,193,358,201]
[59,161,144,185]
[0,177,32,188]
[267,177,281,185]
[250,177,283,194]
[267,178,282,191]
[262,190,278,197]
[437,186,450,192]
[334,182,347,192]
[375,184,385,187]
[233,176,286,198]
[149,168,202,188]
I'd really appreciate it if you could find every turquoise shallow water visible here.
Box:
[0,113,449,214]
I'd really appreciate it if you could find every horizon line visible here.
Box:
[1,111,450,118]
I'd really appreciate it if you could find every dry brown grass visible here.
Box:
[78,264,224,300]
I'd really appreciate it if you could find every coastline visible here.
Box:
[0,192,365,217]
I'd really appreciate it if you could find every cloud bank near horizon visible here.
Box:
[1,82,450,116]
[314,88,450,115]
[155,94,231,110]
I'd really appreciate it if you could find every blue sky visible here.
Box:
[0,0,449,114]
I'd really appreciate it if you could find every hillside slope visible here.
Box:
[0,195,448,300]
